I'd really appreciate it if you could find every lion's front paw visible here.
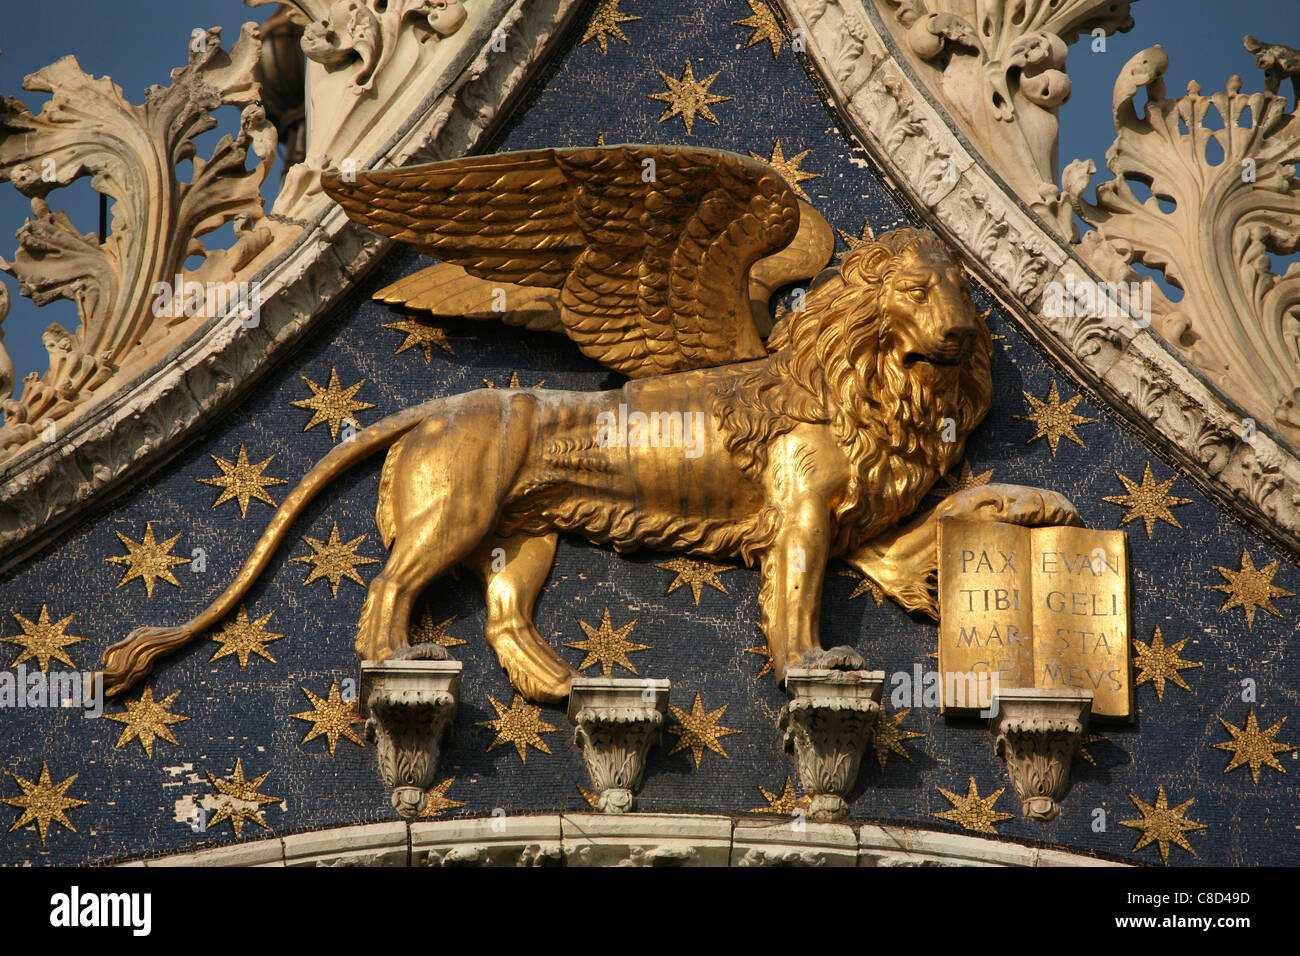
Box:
[936,482,1080,528]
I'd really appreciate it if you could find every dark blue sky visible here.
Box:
[0,0,1296,391]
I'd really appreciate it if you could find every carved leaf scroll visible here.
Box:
[0,24,281,452]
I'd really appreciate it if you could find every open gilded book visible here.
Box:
[937,519,1133,720]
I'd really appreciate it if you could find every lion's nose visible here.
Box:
[944,327,976,354]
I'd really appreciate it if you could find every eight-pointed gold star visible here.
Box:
[1015,380,1097,455]
[749,776,812,815]
[419,777,466,817]
[836,567,884,605]
[743,642,774,678]
[105,523,189,597]
[1076,732,1107,766]
[1102,463,1191,538]
[667,693,741,768]
[1120,785,1206,864]
[3,606,85,672]
[932,777,1014,833]
[930,460,994,499]
[292,680,364,756]
[656,557,733,604]
[566,609,649,675]
[1207,549,1293,626]
[580,0,641,54]
[290,368,375,441]
[749,140,820,201]
[479,694,559,763]
[836,219,875,257]
[649,60,731,135]
[198,445,288,518]
[1131,626,1201,700]
[210,606,284,668]
[105,687,189,758]
[1212,708,1294,784]
[206,758,281,838]
[734,0,784,59]
[383,318,454,363]
[293,523,379,597]
[3,763,88,844]
[873,707,925,769]
[410,611,468,648]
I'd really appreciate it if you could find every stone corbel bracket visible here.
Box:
[0,0,588,570]
[567,676,669,814]
[361,656,463,819]
[778,0,1300,560]
[780,658,885,822]
[991,688,1092,821]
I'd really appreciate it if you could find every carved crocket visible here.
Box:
[101,145,1078,702]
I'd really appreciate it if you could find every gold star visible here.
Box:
[198,445,288,518]
[743,643,774,678]
[383,318,454,363]
[1076,732,1107,766]
[105,522,189,597]
[292,522,379,597]
[104,687,188,758]
[206,758,281,838]
[581,0,640,54]
[667,692,740,768]
[1207,549,1293,626]
[2,763,88,844]
[3,606,84,672]
[479,694,559,763]
[210,606,284,668]
[836,220,875,256]
[292,680,364,756]
[655,557,733,605]
[290,368,375,441]
[1212,708,1294,784]
[419,777,466,817]
[649,60,731,135]
[1120,786,1206,864]
[873,707,925,769]
[410,611,467,648]
[734,0,784,59]
[566,609,649,675]
[482,370,545,389]
[749,777,812,815]
[749,140,819,202]
[930,460,994,499]
[1015,380,1097,455]
[836,567,884,605]
[932,777,1014,833]
[1132,626,1201,700]
[1102,463,1191,538]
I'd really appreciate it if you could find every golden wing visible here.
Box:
[322,145,833,378]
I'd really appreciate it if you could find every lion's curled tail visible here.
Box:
[98,403,435,697]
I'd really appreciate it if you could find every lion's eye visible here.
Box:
[908,288,927,302]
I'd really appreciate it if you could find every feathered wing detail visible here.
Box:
[324,145,825,378]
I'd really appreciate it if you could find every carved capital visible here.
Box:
[779,661,885,821]
[567,677,669,813]
[990,688,1092,821]
[360,657,462,819]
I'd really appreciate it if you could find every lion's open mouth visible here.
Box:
[904,351,962,368]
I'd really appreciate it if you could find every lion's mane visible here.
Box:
[714,228,993,562]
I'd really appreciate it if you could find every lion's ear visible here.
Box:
[841,243,894,283]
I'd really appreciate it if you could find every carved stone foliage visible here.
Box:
[568,678,669,814]
[875,0,1133,213]
[1064,42,1300,444]
[361,656,462,819]
[779,654,885,822]
[991,689,1091,821]
[245,0,471,218]
[0,25,287,453]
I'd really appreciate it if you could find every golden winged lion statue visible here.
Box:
[101,145,1079,702]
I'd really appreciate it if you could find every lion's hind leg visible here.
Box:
[466,532,576,704]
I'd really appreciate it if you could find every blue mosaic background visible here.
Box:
[0,1,1296,866]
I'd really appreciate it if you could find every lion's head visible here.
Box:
[716,227,993,558]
